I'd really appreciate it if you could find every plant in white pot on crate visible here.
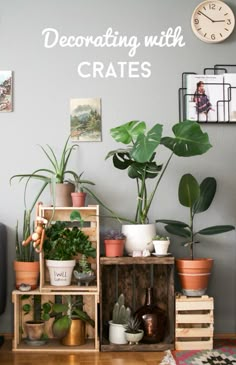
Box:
[87,120,212,255]
[43,211,96,286]
[109,293,131,345]
[152,235,170,255]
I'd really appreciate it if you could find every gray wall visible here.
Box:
[1,0,236,334]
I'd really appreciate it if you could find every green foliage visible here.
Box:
[15,210,37,262]
[87,120,212,224]
[112,293,131,324]
[21,294,52,322]
[156,173,235,259]
[125,316,142,334]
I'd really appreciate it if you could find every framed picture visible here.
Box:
[0,71,13,112]
[70,98,102,142]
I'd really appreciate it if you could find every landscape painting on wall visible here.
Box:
[70,98,102,141]
[0,71,13,112]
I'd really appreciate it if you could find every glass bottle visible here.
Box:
[134,287,167,343]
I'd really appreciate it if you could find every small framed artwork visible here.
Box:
[0,71,13,112]
[70,98,102,142]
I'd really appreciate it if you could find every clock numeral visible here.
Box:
[197,11,202,15]
[194,18,199,24]
[209,3,216,9]
[204,33,207,37]
[219,7,222,11]
[211,34,216,40]
[224,28,229,32]
[226,19,231,25]
[220,33,223,37]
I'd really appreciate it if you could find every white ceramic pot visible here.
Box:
[125,329,144,345]
[121,224,156,255]
[46,259,76,286]
[153,240,170,255]
[109,321,127,344]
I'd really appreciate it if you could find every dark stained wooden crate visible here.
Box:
[99,256,175,352]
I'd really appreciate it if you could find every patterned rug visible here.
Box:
[171,339,236,365]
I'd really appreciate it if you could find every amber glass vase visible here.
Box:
[134,287,166,343]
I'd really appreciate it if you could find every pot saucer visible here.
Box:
[151,252,172,257]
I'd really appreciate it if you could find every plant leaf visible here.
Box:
[165,224,191,238]
[161,120,212,157]
[179,173,200,208]
[198,225,235,235]
[110,120,146,144]
[193,177,216,214]
[156,219,188,227]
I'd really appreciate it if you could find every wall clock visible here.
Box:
[191,0,235,43]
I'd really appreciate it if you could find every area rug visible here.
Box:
[172,339,236,365]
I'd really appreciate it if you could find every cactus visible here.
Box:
[112,293,131,324]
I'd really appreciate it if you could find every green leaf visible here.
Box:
[179,174,200,208]
[130,124,163,163]
[110,121,146,144]
[52,315,71,339]
[198,225,235,235]
[161,120,212,157]
[156,219,188,227]
[165,224,191,238]
[52,303,68,313]
[193,177,216,214]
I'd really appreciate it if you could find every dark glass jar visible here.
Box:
[134,287,167,343]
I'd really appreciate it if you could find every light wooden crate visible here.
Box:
[38,204,100,292]
[175,295,214,350]
[12,289,99,352]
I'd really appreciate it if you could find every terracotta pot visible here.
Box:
[13,261,40,290]
[25,320,45,341]
[176,258,214,297]
[104,239,125,257]
[71,192,87,207]
[61,318,85,346]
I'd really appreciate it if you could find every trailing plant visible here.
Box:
[156,173,235,259]
[86,120,212,224]
[112,293,131,324]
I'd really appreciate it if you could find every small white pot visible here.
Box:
[153,240,170,255]
[46,259,76,286]
[125,330,144,345]
[109,321,128,344]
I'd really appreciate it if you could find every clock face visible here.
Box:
[191,0,235,43]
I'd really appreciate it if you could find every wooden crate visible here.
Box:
[12,289,99,352]
[100,256,175,352]
[175,295,214,350]
[38,204,100,292]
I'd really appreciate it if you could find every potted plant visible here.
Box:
[21,294,52,343]
[43,211,96,286]
[73,254,96,286]
[152,235,170,256]
[10,135,81,207]
[51,295,95,346]
[70,172,95,207]
[87,120,212,255]
[124,316,144,345]
[156,173,235,296]
[109,293,131,345]
[104,230,126,257]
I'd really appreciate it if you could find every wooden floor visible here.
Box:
[1,339,165,365]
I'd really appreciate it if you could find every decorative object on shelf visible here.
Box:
[87,120,211,254]
[152,235,170,255]
[124,316,144,345]
[43,211,96,286]
[73,254,95,286]
[104,230,126,257]
[51,295,95,346]
[109,293,131,345]
[134,287,167,344]
[191,0,235,44]
[10,135,81,207]
[70,172,95,207]
[0,70,13,112]
[157,173,235,296]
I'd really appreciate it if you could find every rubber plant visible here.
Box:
[156,173,235,259]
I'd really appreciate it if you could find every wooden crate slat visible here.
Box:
[176,327,213,337]
[176,312,214,323]
[175,340,213,351]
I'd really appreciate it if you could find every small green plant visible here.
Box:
[71,171,95,192]
[152,235,169,241]
[21,294,52,322]
[112,293,131,324]
[77,254,93,274]
[104,230,126,240]
[125,316,142,334]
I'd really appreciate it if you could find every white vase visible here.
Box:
[109,321,127,344]
[153,240,170,255]
[46,259,76,286]
[121,224,156,255]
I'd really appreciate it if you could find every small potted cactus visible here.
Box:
[109,293,131,344]
[104,230,126,257]
[124,316,144,345]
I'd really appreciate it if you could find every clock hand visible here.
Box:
[214,20,225,23]
[199,10,214,22]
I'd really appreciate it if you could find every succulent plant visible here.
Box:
[104,230,126,240]
[112,293,131,324]
[153,235,169,241]
[125,316,142,334]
